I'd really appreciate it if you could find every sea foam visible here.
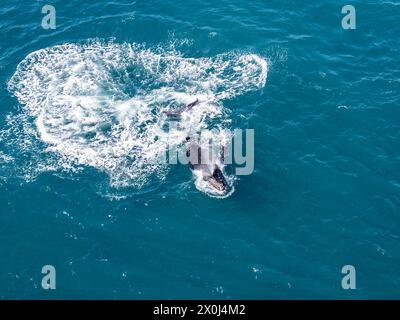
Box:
[6,40,268,194]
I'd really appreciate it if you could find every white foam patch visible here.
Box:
[6,40,268,193]
[0,152,13,163]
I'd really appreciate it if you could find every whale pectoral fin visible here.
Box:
[218,146,225,163]
[185,99,199,110]
[219,142,229,163]
[163,99,199,119]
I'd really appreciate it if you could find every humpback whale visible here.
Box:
[164,100,229,195]
[185,136,228,195]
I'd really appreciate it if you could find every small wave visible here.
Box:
[0,151,13,163]
[6,40,268,194]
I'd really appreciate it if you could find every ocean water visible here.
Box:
[0,0,399,299]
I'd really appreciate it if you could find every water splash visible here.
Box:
[6,40,268,195]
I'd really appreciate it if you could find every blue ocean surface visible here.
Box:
[0,0,399,299]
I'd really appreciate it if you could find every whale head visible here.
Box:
[204,166,228,195]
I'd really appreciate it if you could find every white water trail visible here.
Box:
[6,40,268,195]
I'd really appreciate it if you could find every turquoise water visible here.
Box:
[0,0,400,299]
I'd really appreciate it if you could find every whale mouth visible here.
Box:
[207,178,227,194]
[204,167,228,195]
